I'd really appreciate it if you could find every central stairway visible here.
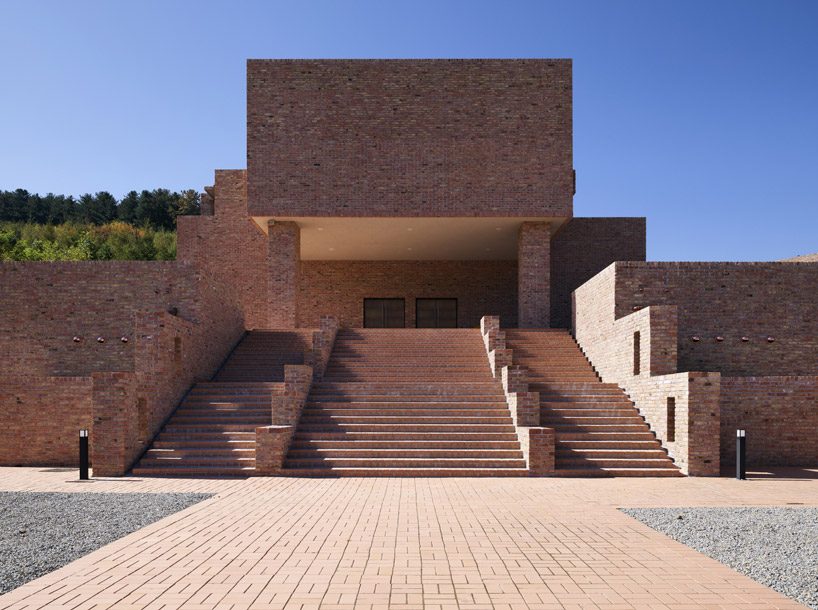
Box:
[282,329,527,476]
[504,329,681,477]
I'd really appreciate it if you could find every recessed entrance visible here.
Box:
[416,298,458,328]
[363,298,405,328]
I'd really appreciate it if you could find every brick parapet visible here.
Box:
[480,315,543,470]
[272,364,313,427]
[306,316,339,379]
[519,427,555,476]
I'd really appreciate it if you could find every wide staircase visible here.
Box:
[505,329,681,477]
[282,329,528,476]
[132,330,313,476]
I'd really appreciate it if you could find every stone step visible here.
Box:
[288,448,524,459]
[145,447,256,458]
[152,439,256,449]
[131,465,256,477]
[301,408,511,417]
[290,440,521,449]
[293,431,520,441]
[556,439,662,450]
[556,449,672,460]
[284,457,527,469]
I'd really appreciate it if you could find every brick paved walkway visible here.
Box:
[0,468,815,609]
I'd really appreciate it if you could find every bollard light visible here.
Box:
[736,429,746,480]
[79,429,89,480]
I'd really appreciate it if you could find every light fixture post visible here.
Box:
[79,429,89,480]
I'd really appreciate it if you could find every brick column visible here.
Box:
[518,222,551,328]
[268,221,300,327]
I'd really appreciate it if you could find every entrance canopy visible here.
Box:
[254,216,566,261]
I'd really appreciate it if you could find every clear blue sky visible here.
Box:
[1,1,816,261]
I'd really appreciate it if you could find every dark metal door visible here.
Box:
[416,299,458,328]
[363,298,406,328]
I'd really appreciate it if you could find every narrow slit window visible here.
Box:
[667,397,676,442]
[633,331,641,375]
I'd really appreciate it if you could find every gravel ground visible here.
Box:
[0,491,212,595]
[622,507,818,609]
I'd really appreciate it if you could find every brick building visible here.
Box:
[1,59,816,477]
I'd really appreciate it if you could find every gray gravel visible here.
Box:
[0,491,212,595]
[622,506,818,609]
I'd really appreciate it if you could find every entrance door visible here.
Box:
[363,298,405,328]
[416,298,458,328]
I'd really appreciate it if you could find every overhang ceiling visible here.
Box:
[253,217,566,261]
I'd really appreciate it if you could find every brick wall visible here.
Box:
[613,262,818,376]
[91,266,244,475]
[177,170,271,329]
[247,59,573,218]
[573,266,721,475]
[720,376,818,467]
[299,260,517,328]
[550,217,646,328]
[0,376,93,466]
[0,261,195,376]
[0,259,245,472]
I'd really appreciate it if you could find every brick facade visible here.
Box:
[720,376,818,467]
[0,376,93,466]
[573,266,721,475]
[177,170,270,329]
[0,261,196,376]
[299,260,517,328]
[612,262,818,376]
[550,217,646,328]
[5,58,815,475]
[0,261,244,472]
[247,59,573,218]
[574,261,818,472]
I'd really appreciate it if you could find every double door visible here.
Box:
[363,298,457,328]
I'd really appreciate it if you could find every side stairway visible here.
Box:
[505,329,681,477]
[132,330,314,476]
[283,329,528,476]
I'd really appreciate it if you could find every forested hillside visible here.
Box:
[0,188,199,261]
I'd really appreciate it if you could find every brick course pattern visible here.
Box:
[613,261,818,376]
[0,376,92,466]
[0,260,244,472]
[720,376,818,467]
[299,260,517,328]
[573,266,721,475]
[177,170,270,329]
[0,261,195,376]
[247,59,573,217]
[518,222,551,328]
[550,217,646,328]
[267,221,300,328]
